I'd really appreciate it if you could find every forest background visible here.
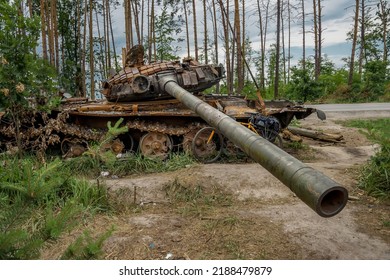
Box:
[0,0,389,112]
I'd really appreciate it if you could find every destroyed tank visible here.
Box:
[56,45,322,161]
[0,45,347,217]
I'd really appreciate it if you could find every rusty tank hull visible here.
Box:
[0,44,322,157]
[56,92,318,160]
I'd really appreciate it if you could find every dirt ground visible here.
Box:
[41,113,390,260]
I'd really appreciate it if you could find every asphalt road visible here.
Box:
[305,103,390,120]
[310,103,390,112]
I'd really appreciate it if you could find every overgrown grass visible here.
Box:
[344,118,390,199]
[62,151,196,178]
[0,155,111,259]
[0,149,196,259]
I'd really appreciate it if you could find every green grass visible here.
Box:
[0,155,111,259]
[63,151,196,178]
[344,118,390,199]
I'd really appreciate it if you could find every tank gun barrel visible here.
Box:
[158,75,348,217]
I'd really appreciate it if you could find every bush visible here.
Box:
[0,156,110,259]
[345,119,390,199]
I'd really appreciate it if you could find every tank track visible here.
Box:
[126,119,205,136]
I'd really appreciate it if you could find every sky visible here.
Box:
[107,0,357,69]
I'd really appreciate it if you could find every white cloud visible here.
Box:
[105,0,354,68]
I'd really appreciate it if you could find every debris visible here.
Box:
[100,171,110,177]
[287,126,344,143]
[282,129,302,142]
[165,252,173,260]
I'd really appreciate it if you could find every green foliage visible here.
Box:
[0,0,58,111]
[106,118,129,142]
[362,60,388,99]
[43,201,83,240]
[154,3,183,61]
[0,156,111,259]
[284,66,322,102]
[344,119,390,199]
[63,150,196,178]
[61,228,114,260]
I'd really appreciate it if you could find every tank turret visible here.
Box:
[102,45,224,102]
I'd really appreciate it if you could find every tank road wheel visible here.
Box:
[61,138,88,158]
[259,129,283,148]
[139,132,173,160]
[191,127,224,163]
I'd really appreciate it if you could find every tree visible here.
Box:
[89,0,95,100]
[348,0,360,86]
[0,0,57,155]
[154,3,182,61]
[274,0,281,98]
[377,0,389,64]
[301,0,306,72]
[182,0,190,58]
[234,0,243,95]
[192,0,199,60]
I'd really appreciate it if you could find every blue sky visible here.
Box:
[108,0,356,69]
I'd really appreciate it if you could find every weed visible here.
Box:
[61,227,114,260]
[382,220,390,228]
[0,156,111,259]
[289,118,301,127]
[224,239,244,259]
[343,119,390,199]
[286,141,308,150]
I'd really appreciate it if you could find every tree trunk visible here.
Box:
[40,0,48,61]
[312,0,318,80]
[287,0,291,83]
[348,0,359,86]
[108,3,118,68]
[317,0,322,77]
[256,0,269,91]
[141,0,145,44]
[281,0,286,85]
[302,0,306,71]
[105,0,111,70]
[47,1,55,67]
[234,0,243,95]
[89,0,95,100]
[82,0,88,97]
[124,0,130,51]
[192,0,199,60]
[132,0,141,45]
[219,0,231,96]
[287,127,344,143]
[95,6,105,79]
[28,0,36,56]
[242,0,245,81]
[358,0,365,77]
[379,0,388,64]
[203,0,208,63]
[274,0,281,99]
[183,0,190,58]
[212,0,219,94]
[52,0,59,71]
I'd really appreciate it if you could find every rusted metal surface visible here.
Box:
[1,45,324,170]
[158,75,348,217]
